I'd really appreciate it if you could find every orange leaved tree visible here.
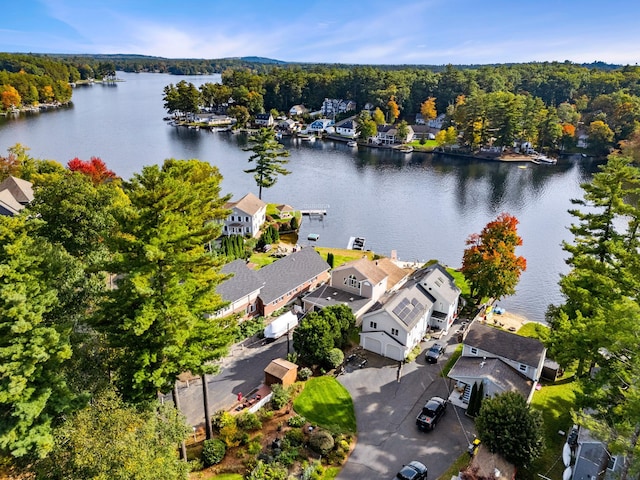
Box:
[461,212,526,304]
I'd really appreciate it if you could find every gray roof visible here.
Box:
[216,259,264,303]
[417,263,461,305]
[448,356,533,399]
[464,322,545,367]
[383,282,434,329]
[257,248,330,304]
[302,284,370,315]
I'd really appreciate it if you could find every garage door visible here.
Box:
[363,337,382,355]
[385,344,403,361]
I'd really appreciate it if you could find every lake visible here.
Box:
[0,72,601,322]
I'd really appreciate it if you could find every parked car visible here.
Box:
[393,460,428,480]
[416,396,447,431]
[425,343,445,363]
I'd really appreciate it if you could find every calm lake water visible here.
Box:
[0,72,602,322]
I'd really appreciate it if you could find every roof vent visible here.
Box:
[479,361,486,368]
[349,297,354,301]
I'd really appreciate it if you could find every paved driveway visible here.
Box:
[337,338,476,480]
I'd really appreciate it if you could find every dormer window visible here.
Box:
[470,347,478,355]
[519,364,528,373]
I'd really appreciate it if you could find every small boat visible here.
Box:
[347,236,366,250]
[347,140,357,147]
[562,442,572,467]
[300,134,315,142]
[534,154,556,164]
[307,233,320,241]
[275,132,283,140]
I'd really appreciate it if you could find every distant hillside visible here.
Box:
[238,56,286,65]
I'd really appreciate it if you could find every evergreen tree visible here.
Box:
[96,159,235,403]
[467,382,479,417]
[244,128,290,200]
[0,216,77,459]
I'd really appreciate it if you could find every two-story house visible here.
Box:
[359,262,460,361]
[222,192,267,238]
[289,105,308,117]
[308,118,334,133]
[254,113,274,127]
[376,124,415,145]
[0,176,34,217]
[302,258,409,320]
[447,322,546,407]
[335,118,358,138]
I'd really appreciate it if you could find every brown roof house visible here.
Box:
[447,322,546,409]
[222,192,267,238]
[0,176,34,217]
[264,358,298,388]
[302,257,409,321]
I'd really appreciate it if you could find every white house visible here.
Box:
[447,322,546,406]
[321,98,356,118]
[359,262,461,361]
[376,124,415,145]
[335,118,358,138]
[222,192,267,238]
[308,118,334,133]
[254,113,274,127]
[360,283,434,361]
[428,113,446,129]
[289,105,308,117]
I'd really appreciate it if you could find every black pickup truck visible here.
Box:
[416,396,447,431]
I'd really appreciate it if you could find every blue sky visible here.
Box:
[3,0,639,65]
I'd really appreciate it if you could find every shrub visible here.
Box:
[247,440,262,455]
[201,438,226,467]
[237,411,262,432]
[211,410,236,432]
[297,367,312,381]
[235,316,265,341]
[326,348,344,369]
[308,429,335,455]
[287,352,299,364]
[246,460,288,480]
[220,422,241,448]
[289,216,299,230]
[285,428,304,447]
[301,460,324,480]
[270,384,290,410]
[288,415,306,428]
[276,447,299,466]
[259,410,274,422]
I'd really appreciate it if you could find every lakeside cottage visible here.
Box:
[222,192,267,238]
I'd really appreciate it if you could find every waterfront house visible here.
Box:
[303,258,407,319]
[415,113,426,125]
[278,118,299,133]
[212,259,264,318]
[335,118,358,138]
[376,124,415,145]
[308,118,334,133]
[447,322,546,406]
[256,247,330,316]
[428,113,446,129]
[0,176,34,217]
[359,263,460,360]
[254,113,274,127]
[275,204,295,219]
[222,192,267,238]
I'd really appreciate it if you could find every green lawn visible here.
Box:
[524,374,580,480]
[314,247,374,268]
[293,376,356,434]
[211,474,243,480]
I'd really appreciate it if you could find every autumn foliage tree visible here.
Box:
[387,96,400,123]
[420,97,437,122]
[461,213,526,303]
[67,157,116,184]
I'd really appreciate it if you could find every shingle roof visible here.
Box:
[448,356,533,399]
[383,282,434,329]
[0,175,34,204]
[302,284,370,315]
[264,358,297,379]
[375,258,410,290]
[0,189,24,216]
[335,258,387,285]
[464,322,545,366]
[418,263,461,305]
[257,248,330,304]
[216,259,264,302]
[225,192,266,216]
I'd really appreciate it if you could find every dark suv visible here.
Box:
[394,460,428,480]
[425,343,445,363]
[416,396,447,431]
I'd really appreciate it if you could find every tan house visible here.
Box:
[0,176,34,217]
[222,192,267,238]
[264,358,298,388]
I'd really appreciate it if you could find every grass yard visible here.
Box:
[211,475,243,480]
[522,374,580,480]
[293,376,357,434]
[314,246,374,268]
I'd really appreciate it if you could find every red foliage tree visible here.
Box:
[67,157,116,184]
[461,212,526,303]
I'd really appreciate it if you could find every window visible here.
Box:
[370,321,377,329]
[245,216,249,222]
[519,364,528,373]
[391,328,399,336]
[607,456,617,471]
[231,215,235,221]
[344,274,359,288]
[470,347,478,355]
[246,303,256,314]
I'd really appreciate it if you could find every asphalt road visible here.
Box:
[336,338,476,480]
[162,335,289,427]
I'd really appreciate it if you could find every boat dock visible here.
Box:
[299,204,329,217]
